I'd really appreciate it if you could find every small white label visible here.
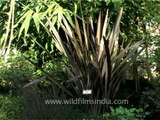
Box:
[83,89,92,95]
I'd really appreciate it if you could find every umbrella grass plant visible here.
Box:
[37,8,144,115]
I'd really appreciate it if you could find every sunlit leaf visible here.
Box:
[18,10,33,38]
[33,13,40,32]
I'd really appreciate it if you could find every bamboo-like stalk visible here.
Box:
[2,0,15,60]
[5,0,15,59]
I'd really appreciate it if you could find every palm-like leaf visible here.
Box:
[16,1,73,38]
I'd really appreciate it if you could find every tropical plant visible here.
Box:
[0,0,74,64]
[0,0,123,65]
[36,7,144,115]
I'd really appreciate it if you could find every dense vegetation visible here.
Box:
[0,0,160,119]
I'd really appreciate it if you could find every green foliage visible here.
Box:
[43,61,67,81]
[141,80,160,111]
[150,36,160,76]
[0,92,24,120]
[120,0,160,80]
[16,0,73,37]
[103,106,149,120]
[0,50,35,91]
[16,0,73,67]
[55,0,123,17]
[34,60,69,94]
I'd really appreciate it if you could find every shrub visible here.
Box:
[0,92,24,120]
[103,106,149,120]
[0,51,35,91]
[141,79,160,111]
